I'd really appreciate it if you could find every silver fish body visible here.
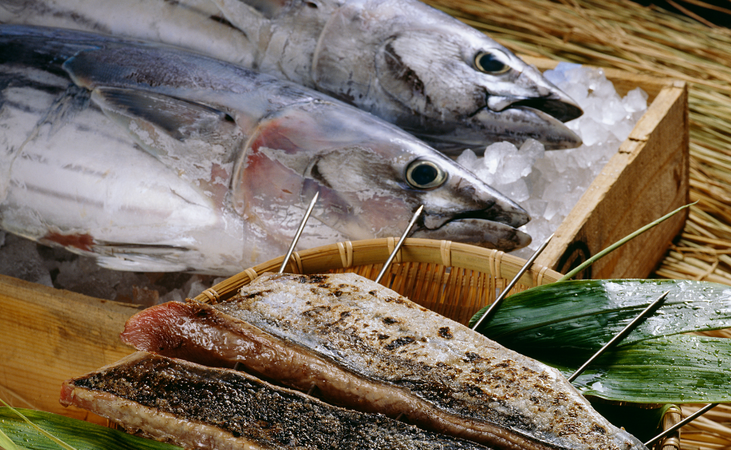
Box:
[0,0,583,153]
[0,25,530,274]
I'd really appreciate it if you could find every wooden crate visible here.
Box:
[524,57,689,279]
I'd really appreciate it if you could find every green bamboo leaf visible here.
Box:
[0,400,76,450]
[472,279,731,364]
[0,408,181,450]
[561,335,731,403]
[469,279,731,403]
[0,426,25,450]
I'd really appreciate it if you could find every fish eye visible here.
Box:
[406,159,447,190]
[474,51,511,75]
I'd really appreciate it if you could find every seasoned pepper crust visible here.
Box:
[122,272,646,450]
[224,273,642,450]
[61,352,497,450]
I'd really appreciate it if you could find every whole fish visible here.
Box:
[62,351,499,449]
[121,272,648,450]
[0,25,530,274]
[0,0,583,153]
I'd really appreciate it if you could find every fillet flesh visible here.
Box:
[121,272,646,450]
[61,351,496,449]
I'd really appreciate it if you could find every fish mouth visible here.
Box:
[419,93,583,154]
[485,92,583,124]
[414,204,532,253]
[508,97,583,123]
[446,205,530,229]
[463,102,583,152]
[413,216,532,252]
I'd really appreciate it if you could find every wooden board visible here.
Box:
[524,57,690,279]
[0,274,136,423]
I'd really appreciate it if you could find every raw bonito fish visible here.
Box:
[0,25,531,274]
[122,272,648,450]
[61,351,498,450]
[0,0,583,153]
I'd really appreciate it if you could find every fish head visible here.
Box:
[232,101,531,252]
[312,0,582,153]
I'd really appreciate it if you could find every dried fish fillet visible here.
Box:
[61,351,497,450]
[122,272,647,450]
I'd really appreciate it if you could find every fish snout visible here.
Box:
[416,192,532,252]
[468,102,583,152]
[413,218,531,252]
[485,89,583,124]
[509,95,583,123]
[472,83,583,152]
[420,195,530,232]
[450,203,530,230]
[514,64,584,123]
[460,181,531,229]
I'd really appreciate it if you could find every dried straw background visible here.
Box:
[422,0,731,286]
[418,0,731,447]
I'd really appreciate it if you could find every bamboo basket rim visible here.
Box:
[194,237,563,305]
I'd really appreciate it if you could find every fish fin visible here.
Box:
[92,87,237,144]
[95,254,191,273]
[93,244,192,272]
[37,233,194,272]
[91,87,241,196]
[91,87,240,202]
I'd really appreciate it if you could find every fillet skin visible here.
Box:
[121,272,647,450]
[60,351,497,450]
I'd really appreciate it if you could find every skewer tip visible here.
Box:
[279,192,320,274]
[470,233,553,331]
[374,205,424,284]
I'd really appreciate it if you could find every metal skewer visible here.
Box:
[567,290,670,383]
[374,205,424,284]
[279,192,319,274]
[645,403,718,448]
[471,233,553,331]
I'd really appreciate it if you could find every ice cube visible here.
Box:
[623,87,649,113]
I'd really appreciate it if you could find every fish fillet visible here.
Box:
[60,351,497,449]
[121,272,646,450]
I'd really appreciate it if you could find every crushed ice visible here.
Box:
[458,62,648,258]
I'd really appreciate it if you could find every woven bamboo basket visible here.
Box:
[193,238,681,449]
[194,237,561,324]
